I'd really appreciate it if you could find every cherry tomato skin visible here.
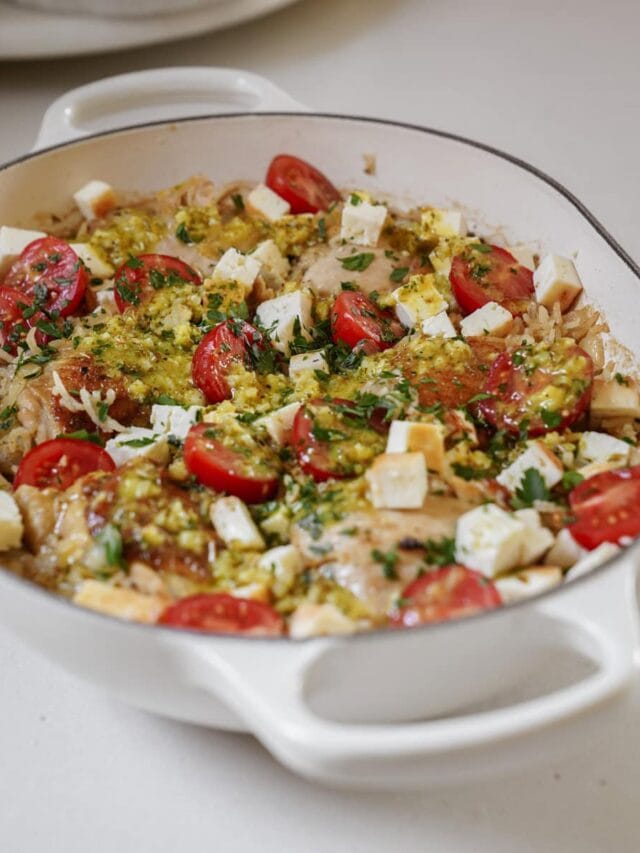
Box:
[13,438,115,491]
[290,403,351,483]
[192,320,264,404]
[0,287,31,352]
[184,423,279,504]
[568,466,640,550]
[113,254,201,313]
[450,244,534,315]
[479,343,593,437]
[158,593,285,636]
[331,291,404,351]
[265,154,341,214]
[3,237,88,317]
[391,565,502,627]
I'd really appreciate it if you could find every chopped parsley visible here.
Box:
[423,536,456,567]
[340,252,375,272]
[371,548,399,580]
[511,467,551,509]
[96,523,126,569]
[389,266,409,283]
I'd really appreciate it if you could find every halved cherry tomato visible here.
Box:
[184,422,280,504]
[3,236,88,317]
[331,291,404,351]
[391,565,502,627]
[192,320,269,404]
[265,154,341,214]
[568,466,640,550]
[113,254,201,313]
[450,244,534,315]
[0,287,31,352]
[479,339,593,436]
[290,397,385,482]
[13,438,115,491]
[158,593,284,636]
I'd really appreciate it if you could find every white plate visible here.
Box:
[0,0,300,59]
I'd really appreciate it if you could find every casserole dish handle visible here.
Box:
[33,66,307,150]
[186,557,639,787]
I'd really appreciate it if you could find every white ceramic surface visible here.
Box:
[1,67,639,789]
[0,0,300,58]
[9,0,218,18]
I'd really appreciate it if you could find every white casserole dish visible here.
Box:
[1,67,639,790]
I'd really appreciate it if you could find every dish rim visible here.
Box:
[0,109,638,645]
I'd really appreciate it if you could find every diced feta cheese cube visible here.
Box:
[0,491,23,551]
[210,497,265,551]
[255,290,313,354]
[251,239,290,283]
[455,504,527,577]
[590,377,640,419]
[460,301,513,337]
[421,208,467,238]
[545,528,586,569]
[247,183,291,222]
[576,460,624,480]
[566,542,621,581]
[73,180,116,221]
[105,428,169,467]
[533,254,583,312]
[495,567,562,604]
[340,201,388,246]
[365,452,428,509]
[256,402,301,446]
[496,441,564,493]
[258,544,303,595]
[421,310,457,338]
[95,289,117,314]
[289,603,357,638]
[0,226,46,274]
[289,349,329,381]
[577,431,630,466]
[229,582,270,603]
[513,508,555,565]
[393,274,447,329]
[213,248,262,290]
[506,244,536,269]
[69,243,114,279]
[73,580,167,623]
[150,404,202,440]
[386,421,446,474]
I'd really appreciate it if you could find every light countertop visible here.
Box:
[1,0,639,850]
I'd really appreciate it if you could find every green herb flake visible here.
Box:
[340,252,375,272]
[371,548,399,580]
[512,467,551,508]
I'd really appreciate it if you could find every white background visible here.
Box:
[1,0,639,850]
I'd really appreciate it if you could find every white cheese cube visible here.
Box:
[577,431,630,466]
[455,504,527,577]
[73,180,116,221]
[506,244,536,269]
[210,497,265,551]
[105,429,169,467]
[247,183,291,222]
[213,248,262,290]
[365,452,428,509]
[513,508,555,565]
[251,239,290,283]
[0,226,46,274]
[545,528,586,569]
[393,274,447,329]
[0,491,24,551]
[69,243,114,279]
[421,209,467,238]
[496,441,564,493]
[95,289,117,314]
[421,311,457,338]
[258,544,303,593]
[533,254,583,312]
[340,201,388,246]
[150,404,202,440]
[289,603,357,638]
[256,402,301,446]
[255,290,313,354]
[288,349,329,381]
[386,420,446,474]
[496,567,562,604]
[73,580,167,623]
[591,377,640,419]
[460,301,513,337]
[566,542,621,581]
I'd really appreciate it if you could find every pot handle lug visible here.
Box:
[33,66,308,150]
[186,557,639,788]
